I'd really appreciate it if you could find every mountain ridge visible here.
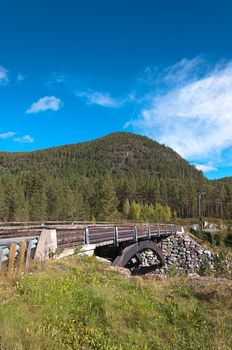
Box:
[0,132,230,221]
[0,132,203,179]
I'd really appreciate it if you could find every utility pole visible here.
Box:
[198,192,205,230]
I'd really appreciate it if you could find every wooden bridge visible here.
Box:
[0,222,182,272]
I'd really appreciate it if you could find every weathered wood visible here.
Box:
[8,243,16,272]
[0,248,3,272]
[114,226,119,246]
[25,240,32,268]
[0,222,179,273]
[18,241,26,271]
[134,226,138,242]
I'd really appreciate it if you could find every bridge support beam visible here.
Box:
[112,240,165,267]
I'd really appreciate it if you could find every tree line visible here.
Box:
[0,171,173,222]
[0,132,231,222]
[0,168,231,222]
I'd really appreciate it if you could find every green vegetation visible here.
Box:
[190,227,232,248]
[0,256,231,350]
[0,132,231,221]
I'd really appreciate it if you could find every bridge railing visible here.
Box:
[56,224,181,247]
[0,237,38,273]
[0,223,182,271]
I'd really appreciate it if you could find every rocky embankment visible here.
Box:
[140,231,232,277]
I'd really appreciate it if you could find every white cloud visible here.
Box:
[0,131,15,139]
[194,164,218,172]
[163,56,206,85]
[128,58,232,164]
[76,90,121,108]
[26,96,63,114]
[0,66,9,85]
[0,132,34,144]
[14,135,34,143]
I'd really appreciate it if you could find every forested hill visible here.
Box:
[0,132,230,222]
[0,132,202,180]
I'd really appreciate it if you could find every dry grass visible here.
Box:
[0,256,231,350]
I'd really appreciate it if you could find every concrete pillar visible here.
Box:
[80,244,96,257]
[35,229,57,260]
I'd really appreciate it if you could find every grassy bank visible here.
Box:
[0,256,232,350]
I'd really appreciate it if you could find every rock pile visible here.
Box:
[162,233,214,273]
[141,232,232,276]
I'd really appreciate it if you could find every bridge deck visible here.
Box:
[0,222,181,246]
[0,223,181,267]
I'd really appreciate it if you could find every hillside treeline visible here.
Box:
[0,171,172,222]
[0,132,231,222]
[0,168,231,222]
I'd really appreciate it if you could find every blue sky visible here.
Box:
[1,0,232,179]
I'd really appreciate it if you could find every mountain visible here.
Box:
[0,132,230,222]
[216,176,232,185]
[0,132,202,179]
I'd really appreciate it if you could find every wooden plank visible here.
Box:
[8,243,16,272]
[25,240,32,268]
[0,248,3,273]
[134,226,138,243]
[18,241,26,271]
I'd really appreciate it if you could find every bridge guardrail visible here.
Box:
[0,237,38,273]
[0,223,182,272]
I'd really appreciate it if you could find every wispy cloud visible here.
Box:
[0,131,15,139]
[48,73,134,108]
[194,164,218,173]
[162,56,206,85]
[76,90,122,108]
[0,66,9,85]
[127,58,232,166]
[26,96,63,114]
[14,135,34,143]
[0,132,34,144]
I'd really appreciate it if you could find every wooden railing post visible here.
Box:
[18,241,26,271]
[25,240,32,268]
[8,243,16,273]
[114,226,119,246]
[134,225,138,243]
[0,248,3,273]
[158,224,160,237]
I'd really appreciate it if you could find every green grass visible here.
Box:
[0,256,232,350]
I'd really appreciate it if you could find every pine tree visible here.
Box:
[0,185,7,221]
[57,184,75,220]
[122,198,130,219]
[29,190,47,221]
[95,173,119,221]
[14,186,29,221]
[129,202,142,220]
